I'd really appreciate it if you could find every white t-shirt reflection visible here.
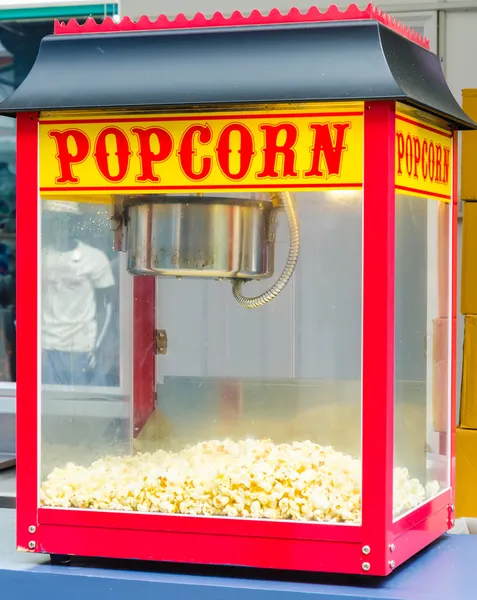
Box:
[42,241,115,353]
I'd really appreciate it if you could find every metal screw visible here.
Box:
[389,543,396,553]
[28,541,36,549]
[362,545,371,555]
[389,560,396,569]
[28,525,36,534]
[159,332,165,338]
[450,504,455,512]
[362,562,371,572]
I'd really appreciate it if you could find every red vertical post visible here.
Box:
[450,132,458,510]
[361,102,396,574]
[16,113,40,551]
[133,277,156,436]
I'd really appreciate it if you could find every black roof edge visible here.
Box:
[377,24,474,129]
[0,19,474,130]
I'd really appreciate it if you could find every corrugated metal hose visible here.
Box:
[232,191,300,309]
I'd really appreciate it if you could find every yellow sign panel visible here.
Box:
[39,105,364,195]
[395,110,453,201]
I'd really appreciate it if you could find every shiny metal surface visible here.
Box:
[126,197,276,279]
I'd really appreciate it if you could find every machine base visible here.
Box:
[0,509,476,600]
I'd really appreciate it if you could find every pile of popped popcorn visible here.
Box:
[40,438,440,522]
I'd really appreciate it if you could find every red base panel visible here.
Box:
[37,523,364,574]
[38,508,363,542]
[29,502,450,577]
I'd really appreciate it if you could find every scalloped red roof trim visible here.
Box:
[54,4,430,50]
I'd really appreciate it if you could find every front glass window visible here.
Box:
[39,189,365,523]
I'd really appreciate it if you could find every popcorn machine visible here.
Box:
[4,4,476,577]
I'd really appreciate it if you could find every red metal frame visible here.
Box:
[361,101,395,575]
[16,100,457,575]
[132,278,155,436]
[16,112,40,551]
[450,133,458,504]
[53,3,429,49]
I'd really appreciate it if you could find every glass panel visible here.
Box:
[394,194,451,519]
[39,197,131,486]
[40,190,365,523]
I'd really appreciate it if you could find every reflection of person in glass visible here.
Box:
[41,200,115,386]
